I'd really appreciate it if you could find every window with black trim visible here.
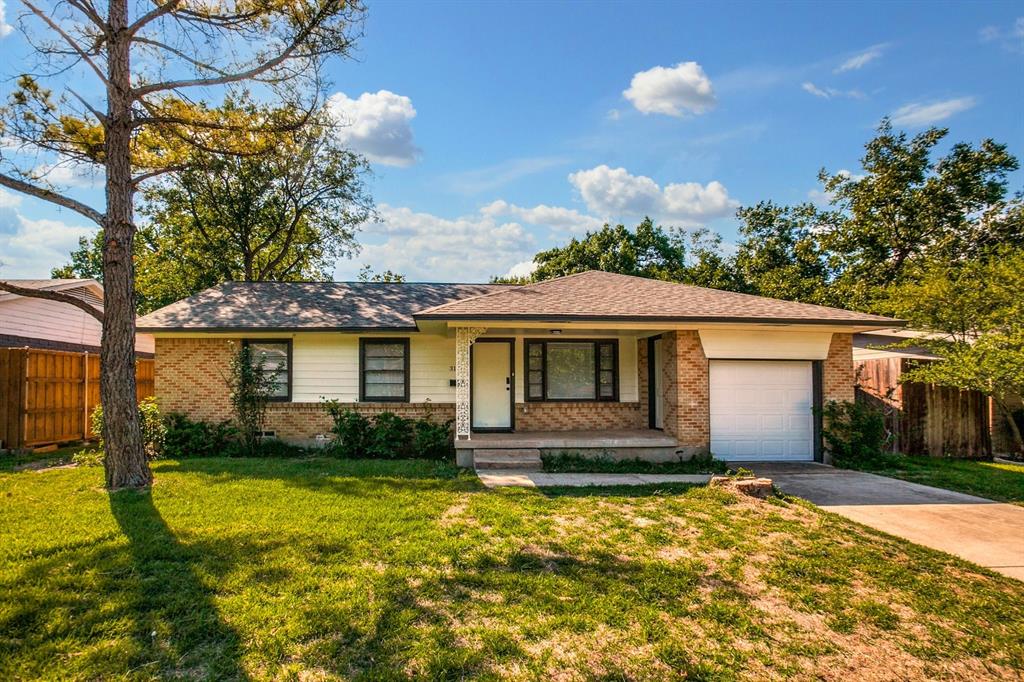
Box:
[243,339,291,401]
[525,339,618,402]
[360,338,410,402]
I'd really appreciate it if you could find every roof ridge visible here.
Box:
[414,269,605,316]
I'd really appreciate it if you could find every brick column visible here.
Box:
[661,330,710,456]
[823,333,855,404]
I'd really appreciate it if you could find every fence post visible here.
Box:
[83,351,89,441]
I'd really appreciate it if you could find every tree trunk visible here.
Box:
[101,0,151,489]
[997,397,1024,456]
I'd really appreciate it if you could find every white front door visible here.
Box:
[472,340,512,430]
[709,360,814,461]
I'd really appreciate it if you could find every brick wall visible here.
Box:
[155,336,237,422]
[823,333,855,404]
[266,402,454,441]
[637,338,650,428]
[514,401,644,431]
[661,330,710,453]
[155,337,454,442]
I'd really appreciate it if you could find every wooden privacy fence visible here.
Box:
[855,357,990,458]
[0,348,154,449]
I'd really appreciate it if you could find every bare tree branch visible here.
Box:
[0,281,104,322]
[0,172,104,225]
[21,0,112,87]
[131,3,334,97]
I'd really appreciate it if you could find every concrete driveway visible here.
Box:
[733,462,1024,581]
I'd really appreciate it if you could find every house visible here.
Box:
[0,279,155,356]
[136,270,899,466]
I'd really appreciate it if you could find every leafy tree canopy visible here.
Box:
[55,102,373,313]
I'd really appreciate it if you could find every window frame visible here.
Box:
[524,338,619,403]
[359,337,411,403]
[242,338,293,403]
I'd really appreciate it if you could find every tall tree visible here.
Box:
[0,0,365,489]
[819,120,1020,310]
[732,201,835,305]
[528,218,740,288]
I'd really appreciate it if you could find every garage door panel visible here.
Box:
[710,360,814,461]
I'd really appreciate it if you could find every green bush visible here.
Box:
[367,412,413,459]
[323,401,453,459]
[412,418,455,460]
[163,413,238,459]
[817,400,887,465]
[324,401,372,458]
[89,397,166,460]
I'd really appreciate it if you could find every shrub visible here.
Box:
[324,401,372,458]
[163,413,237,459]
[323,401,454,459]
[226,342,281,456]
[367,412,413,459]
[817,400,887,466]
[89,397,166,460]
[412,418,455,460]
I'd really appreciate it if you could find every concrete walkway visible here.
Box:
[734,462,1024,581]
[476,471,711,488]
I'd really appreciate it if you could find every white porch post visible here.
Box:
[455,327,488,440]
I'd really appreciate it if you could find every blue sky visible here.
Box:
[1,0,1022,282]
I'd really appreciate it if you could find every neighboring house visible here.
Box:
[0,279,155,356]
[138,271,898,466]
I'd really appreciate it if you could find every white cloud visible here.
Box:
[835,44,886,73]
[801,81,865,100]
[0,211,95,277]
[0,187,22,208]
[344,204,537,282]
[504,260,538,279]
[32,162,101,188]
[979,17,1024,53]
[481,199,604,233]
[442,156,567,195]
[325,90,420,167]
[890,97,976,127]
[606,108,621,121]
[568,165,738,225]
[0,0,13,38]
[623,61,716,117]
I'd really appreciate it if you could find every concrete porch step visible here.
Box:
[473,448,543,471]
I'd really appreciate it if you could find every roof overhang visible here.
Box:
[417,316,903,334]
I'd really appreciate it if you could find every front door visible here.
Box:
[472,339,513,431]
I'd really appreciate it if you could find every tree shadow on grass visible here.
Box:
[157,456,486,498]
[106,490,249,680]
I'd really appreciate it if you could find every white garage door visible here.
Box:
[709,360,814,461]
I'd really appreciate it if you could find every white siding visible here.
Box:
[698,329,833,360]
[291,333,456,403]
[289,331,639,404]
[0,297,155,353]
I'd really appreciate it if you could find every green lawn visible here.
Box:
[847,455,1024,506]
[2,458,1022,680]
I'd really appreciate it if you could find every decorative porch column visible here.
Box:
[454,326,488,440]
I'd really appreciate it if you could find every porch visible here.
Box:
[454,428,680,470]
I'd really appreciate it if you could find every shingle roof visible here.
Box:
[135,281,509,331]
[416,271,899,326]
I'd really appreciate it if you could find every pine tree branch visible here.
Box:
[0,281,104,322]
[0,172,105,225]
